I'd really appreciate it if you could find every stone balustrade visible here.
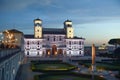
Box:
[0,48,24,80]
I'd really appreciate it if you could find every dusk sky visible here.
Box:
[0,0,120,46]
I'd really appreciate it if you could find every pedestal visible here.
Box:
[91,64,96,72]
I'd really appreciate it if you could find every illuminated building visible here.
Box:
[24,18,85,57]
[3,29,24,50]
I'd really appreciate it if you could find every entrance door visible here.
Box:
[52,45,57,55]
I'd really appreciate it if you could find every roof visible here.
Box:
[3,29,23,33]
[24,35,34,38]
[34,18,42,21]
[73,36,85,39]
[65,19,72,22]
[43,28,66,34]
[66,36,85,40]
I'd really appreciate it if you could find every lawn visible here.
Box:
[79,61,120,71]
[35,63,73,70]
[31,61,76,72]
[31,60,106,80]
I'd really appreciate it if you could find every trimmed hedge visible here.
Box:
[78,61,120,71]
[31,60,62,64]
[34,72,106,80]
[31,60,77,73]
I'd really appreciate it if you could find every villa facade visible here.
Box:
[24,18,85,57]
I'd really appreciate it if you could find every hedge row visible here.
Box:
[31,60,77,73]
[34,72,106,80]
[31,60,62,64]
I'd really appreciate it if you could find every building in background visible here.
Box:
[97,44,108,54]
[24,18,85,57]
[3,29,24,51]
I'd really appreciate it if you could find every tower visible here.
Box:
[64,20,74,38]
[34,18,42,38]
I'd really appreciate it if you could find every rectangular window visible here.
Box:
[37,41,39,45]
[54,36,55,41]
[27,41,29,45]
[69,41,71,45]
[27,51,29,55]
[82,42,84,45]
[37,52,39,55]
[32,41,34,44]
[69,51,71,54]
[59,36,62,41]
[74,41,77,44]
[47,38,49,41]
[79,51,81,55]
[79,41,81,45]
[47,36,49,41]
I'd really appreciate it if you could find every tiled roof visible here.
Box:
[66,36,85,40]
[73,36,85,39]
[3,29,23,33]
[34,18,42,21]
[65,19,72,22]
[43,28,66,34]
[24,34,34,38]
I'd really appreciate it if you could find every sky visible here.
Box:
[0,0,120,46]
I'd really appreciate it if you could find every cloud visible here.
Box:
[0,0,57,12]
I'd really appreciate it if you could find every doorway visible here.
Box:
[52,45,57,55]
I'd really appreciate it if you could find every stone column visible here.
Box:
[91,44,96,72]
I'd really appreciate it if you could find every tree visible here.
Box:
[114,47,120,59]
[108,38,120,48]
